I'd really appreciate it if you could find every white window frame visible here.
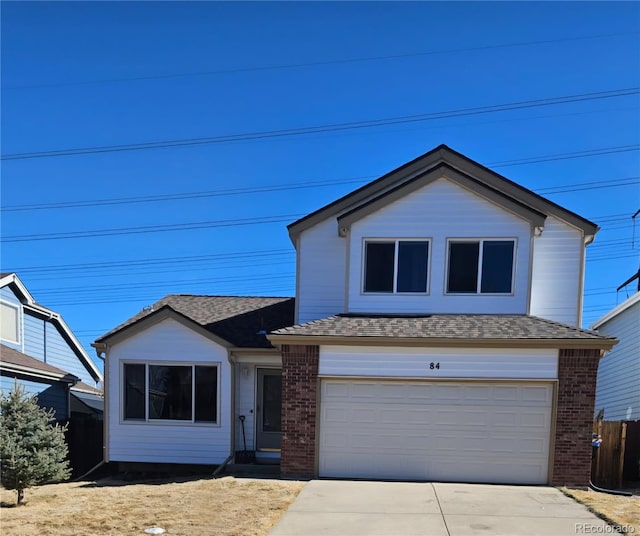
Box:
[445,238,517,295]
[121,361,221,426]
[362,238,431,295]
[0,300,21,344]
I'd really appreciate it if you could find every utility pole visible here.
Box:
[617,209,640,293]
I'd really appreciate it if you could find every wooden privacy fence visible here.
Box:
[591,420,629,489]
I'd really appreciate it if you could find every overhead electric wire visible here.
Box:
[6,30,637,90]
[2,87,638,160]
[0,176,377,212]
[0,214,305,243]
[1,172,638,244]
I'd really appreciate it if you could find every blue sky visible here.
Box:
[1,1,639,367]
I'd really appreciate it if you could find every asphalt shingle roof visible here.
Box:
[270,314,615,343]
[1,343,75,377]
[97,295,295,348]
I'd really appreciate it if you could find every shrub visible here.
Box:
[0,384,71,505]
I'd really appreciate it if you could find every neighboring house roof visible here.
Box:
[0,273,103,384]
[0,343,80,383]
[590,292,640,330]
[287,144,599,243]
[95,294,295,348]
[268,314,617,349]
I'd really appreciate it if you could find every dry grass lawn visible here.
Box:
[563,488,640,533]
[0,475,304,536]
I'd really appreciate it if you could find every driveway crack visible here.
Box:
[431,483,451,536]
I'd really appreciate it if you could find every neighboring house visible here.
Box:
[95,145,616,487]
[592,290,639,421]
[0,272,105,476]
[0,273,103,419]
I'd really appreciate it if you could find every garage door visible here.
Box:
[319,380,553,485]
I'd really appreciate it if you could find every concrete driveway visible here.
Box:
[269,480,609,536]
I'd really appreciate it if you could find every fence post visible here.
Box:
[617,423,627,489]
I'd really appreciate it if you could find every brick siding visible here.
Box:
[280,344,319,478]
[552,348,601,487]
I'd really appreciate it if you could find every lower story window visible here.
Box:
[123,363,218,423]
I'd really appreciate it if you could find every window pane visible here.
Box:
[397,241,429,292]
[481,241,514,293]
[124,364,145,420]
[447,242,479,293]
[262,374,282,432]
[0,303,19,343]
[364,242,395,292]
[149,365,192,420]
[195,366,217,423]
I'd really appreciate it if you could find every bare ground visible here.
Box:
[0,475,304,536]
[563,488,640,533]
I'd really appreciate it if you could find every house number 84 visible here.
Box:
[429,362,440,370]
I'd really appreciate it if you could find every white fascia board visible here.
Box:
[591,292,640,329]
[0,273,36,304]
[23,303,104,383]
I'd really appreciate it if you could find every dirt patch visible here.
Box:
[563,488,640,533]
[0,475,304,535]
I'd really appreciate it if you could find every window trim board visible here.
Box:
[361,238,432,295]
[0,299,21,345]
[120,360,222,427]
[444,237,518,296]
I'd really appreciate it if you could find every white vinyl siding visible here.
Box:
[530,216,583,326]
[296,218,347,324]
[347,179,532,314]
[320,346,558,380]
[106,317,232,464]
[594,298,640,421]
[233,355,282,454]
[319,379,553,484]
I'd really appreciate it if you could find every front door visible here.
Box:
[256,368,282,451]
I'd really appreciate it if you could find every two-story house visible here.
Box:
[1,273,105,476]
[1,272,103,418]
[94,145,616,487]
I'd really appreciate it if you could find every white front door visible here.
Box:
[319,379,553,485]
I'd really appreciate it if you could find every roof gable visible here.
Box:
[96,295,295,349]
[337,163,547,235]
[288,144,598,243]
[0,273,103,383]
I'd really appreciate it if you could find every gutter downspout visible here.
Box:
[227,350,237,467]
[92,343,108,464]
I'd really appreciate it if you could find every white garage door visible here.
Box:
[319,380,553,485]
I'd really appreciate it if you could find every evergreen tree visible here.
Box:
[0,384,71,505]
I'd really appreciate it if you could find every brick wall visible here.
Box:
[280,344,319,478]
[552,348,601,487]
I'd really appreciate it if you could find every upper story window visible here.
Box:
[123,362,219,424]
[447,239,515,294]
[364,240,430,293]
[0,301,20,344]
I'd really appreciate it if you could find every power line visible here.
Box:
[0,176,376,212]
[2,87,638,160]
[0,214,305,243]
[2,169,638,213]
[1,169,638,244]
[6,31,637,91]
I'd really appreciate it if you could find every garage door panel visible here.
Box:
[319,380,552,485]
